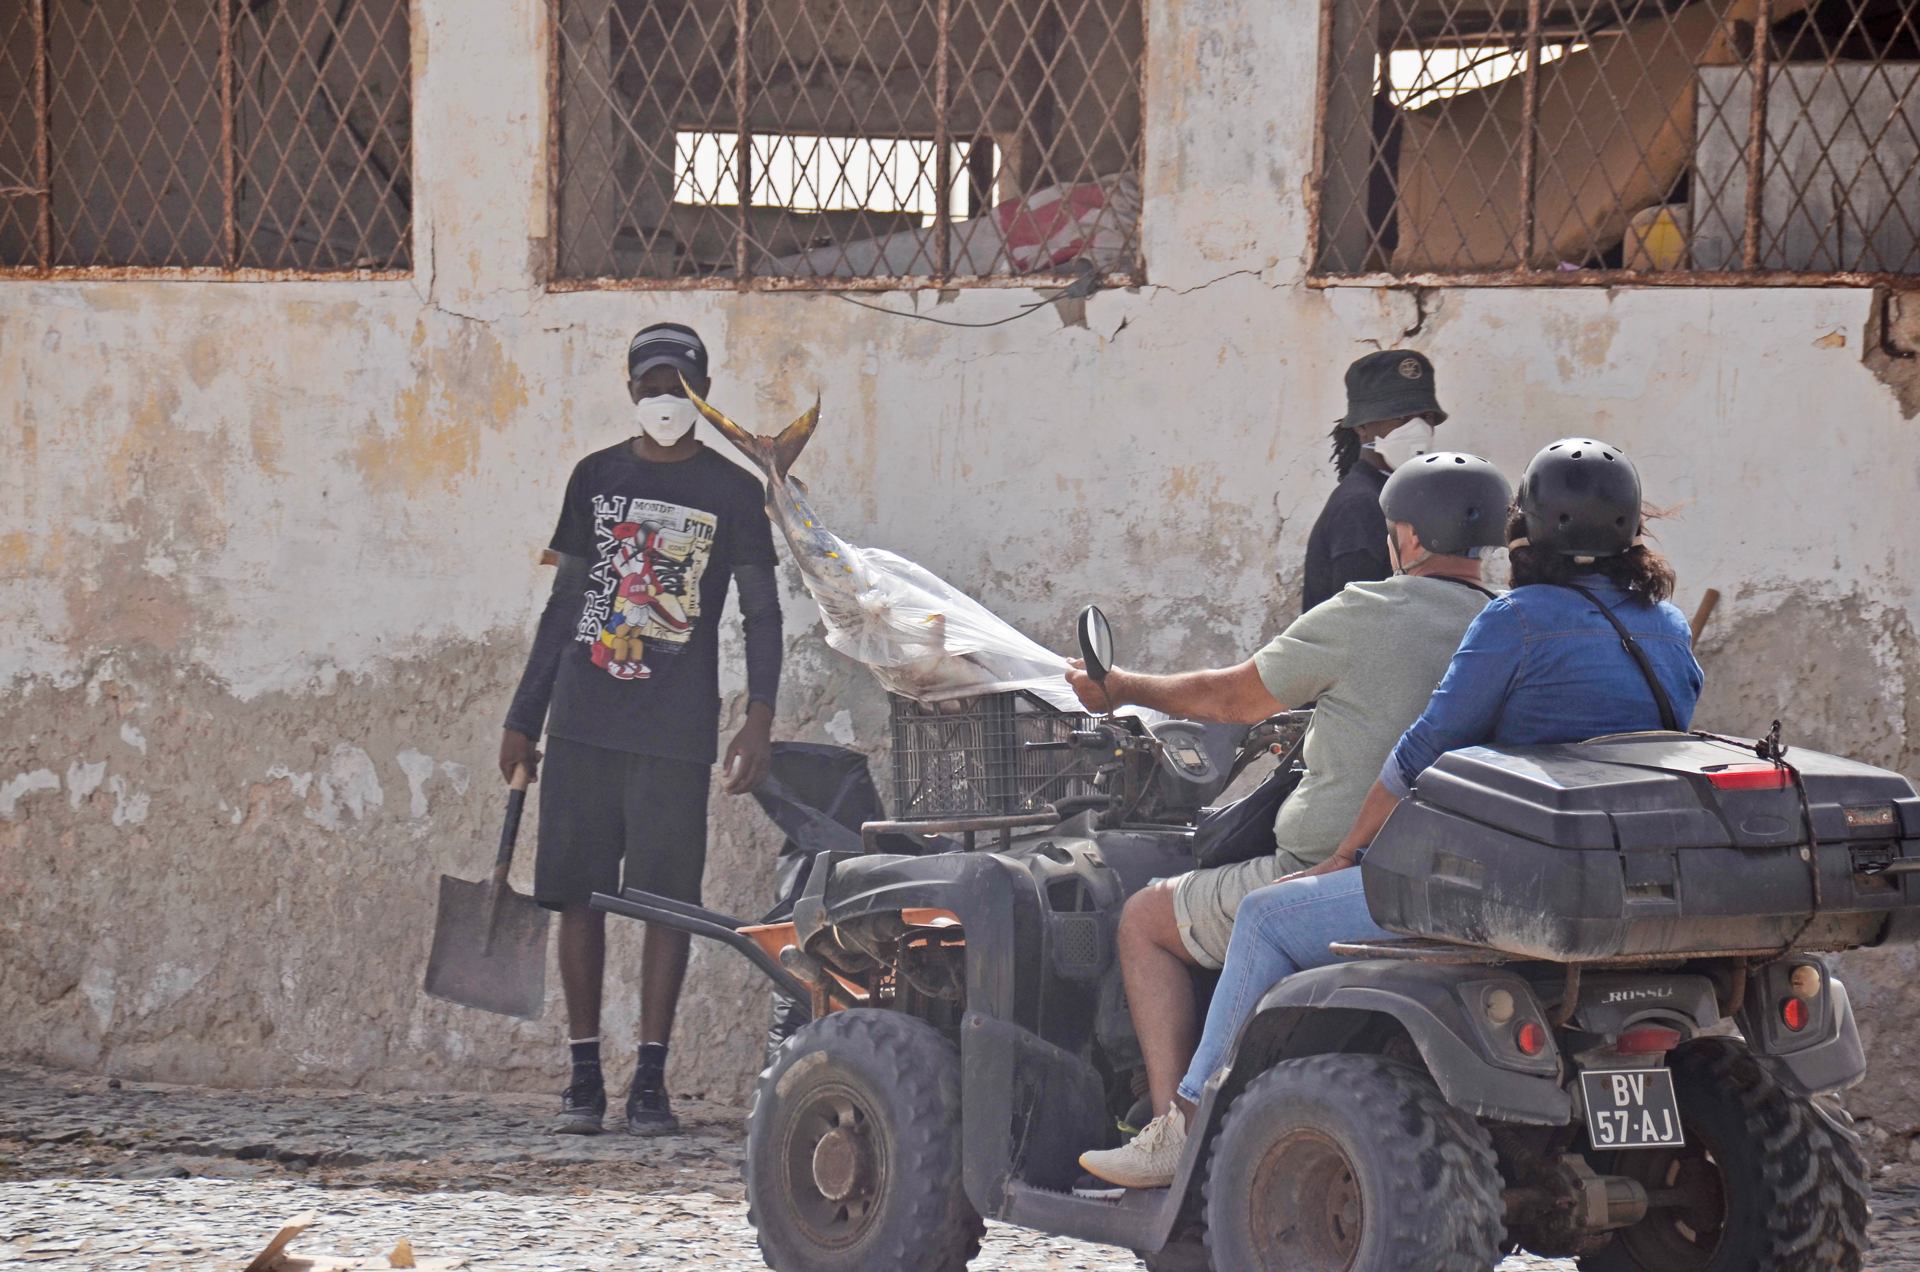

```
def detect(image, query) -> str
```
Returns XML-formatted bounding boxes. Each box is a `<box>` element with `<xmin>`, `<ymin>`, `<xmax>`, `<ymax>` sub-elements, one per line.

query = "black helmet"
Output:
<box><xmin>1378</xmin><ymin>452</ymin><xmax>1513</xmax><ymax>555</ymax></box>
<box><xmin>1516</xmin><ymin>438</ymin><xmax>1642</xmax><ymax>558</ymax></box>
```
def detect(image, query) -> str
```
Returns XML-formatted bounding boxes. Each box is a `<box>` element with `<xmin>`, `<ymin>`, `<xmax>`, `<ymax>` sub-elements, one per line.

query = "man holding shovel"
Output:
<box><xmin>501</xmin><ymin>322</ymin><xmax>784</xmax><ymax>1135</ymax></box>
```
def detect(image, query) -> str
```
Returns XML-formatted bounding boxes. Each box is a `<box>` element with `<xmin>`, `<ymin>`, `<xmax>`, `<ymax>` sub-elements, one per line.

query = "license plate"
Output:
<box><xmin>1580</xmin><ymin>1068</ymin><xmax>1684</xmax><ymax>1150</ymax></box>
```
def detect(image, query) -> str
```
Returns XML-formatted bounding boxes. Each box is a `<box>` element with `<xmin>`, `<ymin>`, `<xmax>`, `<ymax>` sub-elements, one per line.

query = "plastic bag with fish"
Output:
<box><xmin>686</xmin><ymin>386</ymin><xmax>1083</xmax><ymax>711</ymax></box>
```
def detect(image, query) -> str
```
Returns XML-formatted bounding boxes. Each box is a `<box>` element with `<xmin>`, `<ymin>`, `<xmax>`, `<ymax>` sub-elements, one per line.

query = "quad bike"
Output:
<box><xmin>595</xmin><ymin>608</ymin><xmax>1918</xmax><ymax>1271</ymax></box>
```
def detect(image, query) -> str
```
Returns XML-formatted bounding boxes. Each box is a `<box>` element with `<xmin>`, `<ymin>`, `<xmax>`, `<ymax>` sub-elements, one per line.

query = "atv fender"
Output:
<box><xmin>1756</xmin><ymin>977</ymin><xmax>1867</xmax><ymax>1097</ymax></box>
<box><xmin>1211</xmin><ymin>960</ymin><xmax>1574</xmax><ymax>1128</ymax></box>
<box><xmin>792</xmin><ymin>848</ymin><xmax>1031</xmax><ymax>1019</ymax></box>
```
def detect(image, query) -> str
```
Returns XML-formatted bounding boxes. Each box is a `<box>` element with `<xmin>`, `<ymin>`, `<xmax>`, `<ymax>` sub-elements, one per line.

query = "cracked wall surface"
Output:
<box><xmin>3</xmin><ymin>0</ymin><xmax>1919</xmax><ymax>1127</ymax></box>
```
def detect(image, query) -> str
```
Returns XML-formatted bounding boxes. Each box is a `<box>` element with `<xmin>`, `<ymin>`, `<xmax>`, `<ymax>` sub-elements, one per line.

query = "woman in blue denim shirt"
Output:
<box><xmin>1088</xmin><ymin>438</ymin><xmax>1704</xmax><ymax>1187</ymax></box>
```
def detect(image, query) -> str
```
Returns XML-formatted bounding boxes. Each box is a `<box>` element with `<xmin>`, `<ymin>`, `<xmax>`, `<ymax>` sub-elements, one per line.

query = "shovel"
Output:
<box><xmin>423</xmin><ymin>764</ymin><xmax>550</xmax><ymax>1019</ymax></box>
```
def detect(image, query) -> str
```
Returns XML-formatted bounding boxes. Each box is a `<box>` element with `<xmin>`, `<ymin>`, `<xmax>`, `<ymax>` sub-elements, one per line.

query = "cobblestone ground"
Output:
<box><xmin>1</xmin><ymin>1064</ymin><xmax>1915</xmax><ymax>1270</ymax></box>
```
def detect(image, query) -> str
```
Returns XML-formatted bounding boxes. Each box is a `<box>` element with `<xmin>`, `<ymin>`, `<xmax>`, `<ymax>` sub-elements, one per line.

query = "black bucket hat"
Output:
<box><xmin>1338</xmin><ymin>349</ymin><xmax>1447</xmax><ymax>429</ymax></box>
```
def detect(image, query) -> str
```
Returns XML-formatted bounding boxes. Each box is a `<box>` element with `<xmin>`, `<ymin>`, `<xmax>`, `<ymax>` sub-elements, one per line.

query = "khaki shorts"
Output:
<box><xmin>1171</xmin><ymin>854</ymin><xmax>1289</xmax><ymax>969</ymax></box>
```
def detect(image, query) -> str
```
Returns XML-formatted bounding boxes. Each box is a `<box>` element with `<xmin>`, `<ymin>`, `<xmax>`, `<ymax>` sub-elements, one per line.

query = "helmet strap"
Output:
<box><xmin>1388</xmin><ymin>526</ymin><xmax>1431</xmax><ymax>575</ymax></box>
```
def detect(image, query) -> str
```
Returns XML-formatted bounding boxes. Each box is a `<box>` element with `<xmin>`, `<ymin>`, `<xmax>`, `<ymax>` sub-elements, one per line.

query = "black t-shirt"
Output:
<box><xmin>544</xmin><ymin>442</ymin><xmax>776</xmax><ymax>763</ymax></box>
<box><xmin>1302</xmin><ymin>462</ymin><xmax>1391</xmax><ymax>612</ymax></box>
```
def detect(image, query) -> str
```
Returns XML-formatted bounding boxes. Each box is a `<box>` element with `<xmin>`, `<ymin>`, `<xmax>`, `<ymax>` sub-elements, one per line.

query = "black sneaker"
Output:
<box><xmin>552</xmin><ymin>1075</ymin><xmax>606</xmax><ymax>1135</ymax></box>
<box><xmin>626</xmin><ymin>1065</ymin><xmax>679</xmax><ymax>1136</ymax></box>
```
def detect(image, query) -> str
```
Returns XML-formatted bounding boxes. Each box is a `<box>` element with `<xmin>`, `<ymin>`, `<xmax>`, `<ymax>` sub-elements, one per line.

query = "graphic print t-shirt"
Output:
<box><xmin>544</xmin><ymin>442</ymin><xmax>775</xmax><ymax>764</ymax></box>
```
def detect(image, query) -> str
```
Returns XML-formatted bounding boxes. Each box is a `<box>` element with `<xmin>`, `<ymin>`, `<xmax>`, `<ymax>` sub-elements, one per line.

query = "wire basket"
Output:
<box><xmin>888</xmin><ymin>691</ymin><xmax>1103</xmax><ymax>821</ymax></box>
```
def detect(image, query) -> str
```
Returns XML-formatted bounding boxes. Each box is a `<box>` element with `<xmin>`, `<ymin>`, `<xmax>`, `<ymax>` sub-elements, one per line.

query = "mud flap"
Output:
<box><xmin>960</xmin><ymin>1013</ymin><xmax>1109</xmax><ymax>1199</ymax></box>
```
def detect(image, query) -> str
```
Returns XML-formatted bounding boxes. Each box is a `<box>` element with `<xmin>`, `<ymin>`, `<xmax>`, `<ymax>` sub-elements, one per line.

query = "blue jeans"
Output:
<box><xmin>1174</xmin><ymin>867</ymin><xmax>1392</xmax><ymax>1105</ymax></box>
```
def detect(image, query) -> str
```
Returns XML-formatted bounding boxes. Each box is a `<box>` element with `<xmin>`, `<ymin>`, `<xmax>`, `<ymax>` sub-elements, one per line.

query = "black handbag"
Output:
<box><xmin>1190</xmin><ymin>759</ymin><xmax>1304</xmax><ymax>869</ymax></box>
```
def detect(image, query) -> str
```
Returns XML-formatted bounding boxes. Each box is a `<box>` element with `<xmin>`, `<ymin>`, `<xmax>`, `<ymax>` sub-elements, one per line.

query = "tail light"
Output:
<box><xmin>1705</xmin><ymin>765</ymin><xmax>1790</xmax><ymax>791</ymax></box>
<box><xmin>1781</xmin><ymin>997</ymin><xmax>1811</xmax><ymax>1032</ymax></box>
<box><xmin>1616</xmin><ymin>1025</ymin><xmax>1683</xmax><ymax>1055</ymax></box>
<box><xmin>1516</xmin><ymin>1021</ymin><xmax>1548</xmax><ymax>1056</ymax></box>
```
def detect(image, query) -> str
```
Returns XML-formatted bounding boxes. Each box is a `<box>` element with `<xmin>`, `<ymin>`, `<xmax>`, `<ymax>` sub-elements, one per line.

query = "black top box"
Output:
<box><xmin>1361</xmin><ymin>734</ymin><xmax>1920</xmax><ymax>961</ymax></box>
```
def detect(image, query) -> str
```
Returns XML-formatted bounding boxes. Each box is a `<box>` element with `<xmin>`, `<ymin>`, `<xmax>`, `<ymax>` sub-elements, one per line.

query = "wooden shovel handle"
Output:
<box><xmin>488</xmin><ymin>764</ymin><xmax>532</xmax><ymax>892</ymax></box>
<box><xmin>1689</xmin><ymin>588</ymin><xmax>1721</xmax><ymax>645</ymax></box>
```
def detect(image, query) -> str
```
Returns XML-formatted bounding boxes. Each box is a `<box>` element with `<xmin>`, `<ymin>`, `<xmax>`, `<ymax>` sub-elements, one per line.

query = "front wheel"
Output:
<box><xmin>1204</xmin><ymin>1054</ymin><xmax>1506</xmax><ymax>1272</ymax></box>
<box><xmin>1578</xmin><ymin>1039</ymin><xmax>1869</xmax><ymax>1272</ymax></box>
<box><xmin>747</xmin><ymin>1009</ymin><xmax>983</xmax><ymax>1272</ymax></box>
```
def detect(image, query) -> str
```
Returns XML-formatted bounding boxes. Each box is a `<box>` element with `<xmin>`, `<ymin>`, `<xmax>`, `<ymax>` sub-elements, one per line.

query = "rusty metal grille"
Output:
<box><xmin>549</xmin><ymin>0</ymin><xmax>1144</xmax><ymax>289</ymax></box>
<box><xmin>0</xmin><ymin>0</ymin><xmax>411</xmax><ymax>278</ymax></box>
<box><xmin>1311</xmin><ymin>0</ymin><xmax>1920</xmax><ymax>284</ymax></box>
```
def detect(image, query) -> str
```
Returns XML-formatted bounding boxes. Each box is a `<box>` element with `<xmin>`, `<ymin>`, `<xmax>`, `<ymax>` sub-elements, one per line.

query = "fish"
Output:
<box><xmin>684</xmin><ymin>381</ymin><xmax>1080</xmax><ymax>709</ymax></box>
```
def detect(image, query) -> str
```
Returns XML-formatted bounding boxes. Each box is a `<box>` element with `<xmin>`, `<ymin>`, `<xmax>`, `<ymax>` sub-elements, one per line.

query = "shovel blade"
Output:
<box><xmin>423</xmin><ymin>874</ymin><xmax>551</xmax><ymax>1019</ymax></box>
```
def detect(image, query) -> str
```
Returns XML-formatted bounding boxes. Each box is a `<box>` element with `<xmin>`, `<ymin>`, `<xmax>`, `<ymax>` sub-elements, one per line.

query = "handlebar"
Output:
<box><xmin>1023</xmin><ymin>724</ymin><xmax>1139</xmax><ymax>754</ymax></box>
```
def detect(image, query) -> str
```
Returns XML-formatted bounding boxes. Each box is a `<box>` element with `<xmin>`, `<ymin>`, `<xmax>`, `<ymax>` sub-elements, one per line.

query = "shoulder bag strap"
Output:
<box><xmin>1432</xmin><ymin>576</ymin><xmax>1500</xmax><ymax>601</ymax></box>
<box><xmin>1559</xmin><ymin>583</ymin><xmax>1681</xmax><ymax>732</ymax></box>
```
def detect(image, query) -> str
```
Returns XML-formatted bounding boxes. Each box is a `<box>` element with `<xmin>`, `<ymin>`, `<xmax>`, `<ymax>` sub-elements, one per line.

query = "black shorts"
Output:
<box><xmin>534</xmin><ymin>736</ymin><xmax>710</xmax><ymax>910</ymax></box>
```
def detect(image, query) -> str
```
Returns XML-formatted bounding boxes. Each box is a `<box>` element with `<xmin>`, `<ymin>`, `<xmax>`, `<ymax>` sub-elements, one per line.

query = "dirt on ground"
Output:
<box><xmin>2</xmin><ymin>1063</ymin><xmax>1916</xmax><ymax>1270</ymax></box>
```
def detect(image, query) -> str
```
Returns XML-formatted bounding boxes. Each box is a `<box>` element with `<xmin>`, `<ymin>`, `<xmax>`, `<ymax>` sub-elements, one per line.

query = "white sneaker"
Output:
<box><xmin>1078</xmin><ymin>1107</ymin><xmax>1188</xmax><ymax>1189</ymax></box>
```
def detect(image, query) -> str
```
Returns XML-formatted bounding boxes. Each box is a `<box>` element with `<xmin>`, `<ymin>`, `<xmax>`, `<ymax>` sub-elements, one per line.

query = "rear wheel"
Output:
<box><xmin>1578</xmin><ymin>1039</ymin><xmax>1869</xmax><ymax>1272</ymax></box>
<box><xmin>747</xmin><ymin>1009</ymin><xmax>983</xmax><ymax>1272</ymax></box>
<box><xmin>1204</xmin><ymin>1054</ymin><xmax>1505</xmax><ymax>1272</ymax></box>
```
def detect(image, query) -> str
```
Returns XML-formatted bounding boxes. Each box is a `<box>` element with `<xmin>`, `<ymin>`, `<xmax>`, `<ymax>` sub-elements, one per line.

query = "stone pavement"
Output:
<box><xmin>1</xmin><ymin>1063</ymin><xmax>1916</xmax><ymax>1270</ymax></box>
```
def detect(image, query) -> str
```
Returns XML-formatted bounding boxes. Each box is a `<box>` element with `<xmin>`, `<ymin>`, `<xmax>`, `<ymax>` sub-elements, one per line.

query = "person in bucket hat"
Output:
<box><xmin>1301</xmin><ymin>349</ymin><xmax>1449</xmax><ymax>611</ymax></box>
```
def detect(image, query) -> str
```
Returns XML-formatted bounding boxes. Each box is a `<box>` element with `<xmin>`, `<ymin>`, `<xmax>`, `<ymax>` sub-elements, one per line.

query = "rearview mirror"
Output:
<box><xmin>1077</xmin><ymin>605</ymin><xmax>1114</xmax><ymax>683</ymax></box>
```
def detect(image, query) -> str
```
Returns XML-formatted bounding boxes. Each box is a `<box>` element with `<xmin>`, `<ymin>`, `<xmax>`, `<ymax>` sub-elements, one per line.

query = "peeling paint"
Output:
<box><xmin>307</xmin><ymin>745</ymin><xmax>385</xmax><ymax>831</ymax></box>
<box><xmin>108</xmin><ymin>776</ymin><xmax>150</xmax><ymax>827</ymax></box>
<box><xmin>397</xmin><ymin>748</ymin><xmax>437</xmax><ymax>818</ymax></box>
<box><xmin>66</xmin><ymin>760</ymin><xmax>106</xmax><ymax>809</ymax></box>
<box><xmin>354</xmin><ymin>323</ymin><xmax>531</xmax><ymax>497</ymax></box>
<box><xmin>1</xmin><ymin>769</ymin><xmax>61</xmax><ymax>819</ymax></box>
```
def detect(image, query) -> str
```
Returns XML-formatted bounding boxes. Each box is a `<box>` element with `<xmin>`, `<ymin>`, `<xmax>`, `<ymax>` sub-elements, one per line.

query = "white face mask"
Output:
<box><xmin>1372</xmin><ymin>417</ymin><xmax>1436</xmax><ymax>472</ymax></box>
<box><xmin>636</xmin><ymin>394</ymin><xmax>699</xmax><ymax>446</ymax></box>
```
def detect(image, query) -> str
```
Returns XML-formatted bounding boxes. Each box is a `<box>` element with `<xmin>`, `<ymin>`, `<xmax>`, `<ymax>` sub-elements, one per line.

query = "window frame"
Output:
<box><xmin>1304</xmin><ymin>0</ymin><xmax>1920</xmax><ymax>289</ymax></box>
<box><xmin>0</xmin><ymin>0</ymin><xmax>414</xmax><ymax>283</ymax></box>
<box><xmin>541</xmin><ymin>0</ymin><xmax>1148</xmax><ymax>293</ymax></box>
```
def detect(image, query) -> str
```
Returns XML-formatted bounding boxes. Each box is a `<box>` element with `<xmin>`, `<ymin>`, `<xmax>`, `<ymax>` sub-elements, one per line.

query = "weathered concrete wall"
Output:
<box><xmin>3</xmin><ymin>0</ymin><xmax>1918</xmax><ymax>1138</ymax></box>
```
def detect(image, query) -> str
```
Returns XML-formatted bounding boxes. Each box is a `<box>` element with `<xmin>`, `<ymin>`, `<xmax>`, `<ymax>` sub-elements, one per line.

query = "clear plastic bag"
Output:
<box><xmin>781</xmin><ymin>475</ymin><xmax>1083</xmax><ymax>710</ymax></box>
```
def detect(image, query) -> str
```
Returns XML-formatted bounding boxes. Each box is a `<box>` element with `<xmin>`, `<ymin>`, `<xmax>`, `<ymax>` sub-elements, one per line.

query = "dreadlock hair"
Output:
<box><xmin>1506</xmin><ymin>509</ymin><xmax>1677</xmax><ymax>604</ymax></box>
<box><xmin>1330</xmin><ymin>423</ymin><xmax>1364</xmax><ymax>479</ymax></box>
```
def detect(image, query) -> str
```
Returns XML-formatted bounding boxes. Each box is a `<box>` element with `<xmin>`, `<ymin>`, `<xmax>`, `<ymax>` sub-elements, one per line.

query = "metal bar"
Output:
<box><xmin>34</xmin><ymin>0</ymin><xmax>49</xmax><ymax>268</ymax></box>
<box><xmin>1742</xmin><ymin>0</ymin><xmax>1775</xmax><ymax>271</ymax></box>
<box><xmin>0</xmin><ymin>265</ymin><xmax>413</xmax><ymax>283</ymax></box>
<box><xmin>733</xmin><ymin>0</ymin><xmax>750</xmax><ymax>285</ymax></box>
<box><xmin>1133</xmin><ymin>0</ymin><xmax>1149</xmax><ymax>283</ymax></box>
<box><xmin>220</xmin><ymin>0</ymin><xmax>236</xmax><ymax>268</ymax></box>
<box><xmin>1305</xmin><ymin>0</ymin><xmax>1336</xmax><ymax>270</ymax></box>
<box><xmin>1307</xmin><ymin>268</ymin><xmax>1920</xmax><ymax>289</ymax></box>
<box><xmin>861</xmin><ymin>809</ymin><xmax>1058</xmax><ymax>854</ymax></box>
<box><xmin>1517</xmin><ymin>0</ymin><xmax>1544</xmax><ymax>270</ymax></box>
<box><xmin>542</xmin><ymin>269</ymin><xmax>1142</xmax><ymax>293</ymax></box>
<box><xmin>933</xmin><ymin>0</ymin><xmax>951</xmax><ymax>281</ymax></box>
<box><xmin>545</xmin><ymin>0</ymin><xmax>561</xmax><ymax>283</ymax></box>
<box><xmin>590</xmin><ymin>889</ymin><xmax>815</xmax><ymax>1007</ymax></box>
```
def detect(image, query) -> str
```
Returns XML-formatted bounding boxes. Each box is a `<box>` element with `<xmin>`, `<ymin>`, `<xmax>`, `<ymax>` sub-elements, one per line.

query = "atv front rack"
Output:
<box><xmin>591</xmin><ymin>888</ymin><xmax>815</xmax><ymax>1007</ymax></box>
<box><xmin>859</xmin><ymin>807</ymin><xmax>1060</xmax><ymax>854</ymax></box>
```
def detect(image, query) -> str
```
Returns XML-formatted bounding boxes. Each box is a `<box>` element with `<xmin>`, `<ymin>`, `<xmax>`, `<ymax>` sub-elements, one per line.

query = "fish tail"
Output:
<box><xmin>682</xmin><ymin>378</ymin><xmax>768</xmax><ymax>470</ymax></box>
<box><xmin>770</xmin><ymin>399</ymin><xmax>820</xmax><ymax>478</ymax></box>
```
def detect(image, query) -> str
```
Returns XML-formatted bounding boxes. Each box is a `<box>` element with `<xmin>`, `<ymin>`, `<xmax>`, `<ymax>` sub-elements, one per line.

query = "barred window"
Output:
<box><xmin>0</xmin><ymin>0</ymin><xmax>412</xmax><ymax>277</ymax></box>
<box><xmin>1312</xmin><ymin>0</ymin><xmax>1920</xmax><ymax>283</ymax></box>
<box><xmin>550</xmin><ymin>0</ymin><xmax>1144</xmax><ymax>288</ymax></box>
